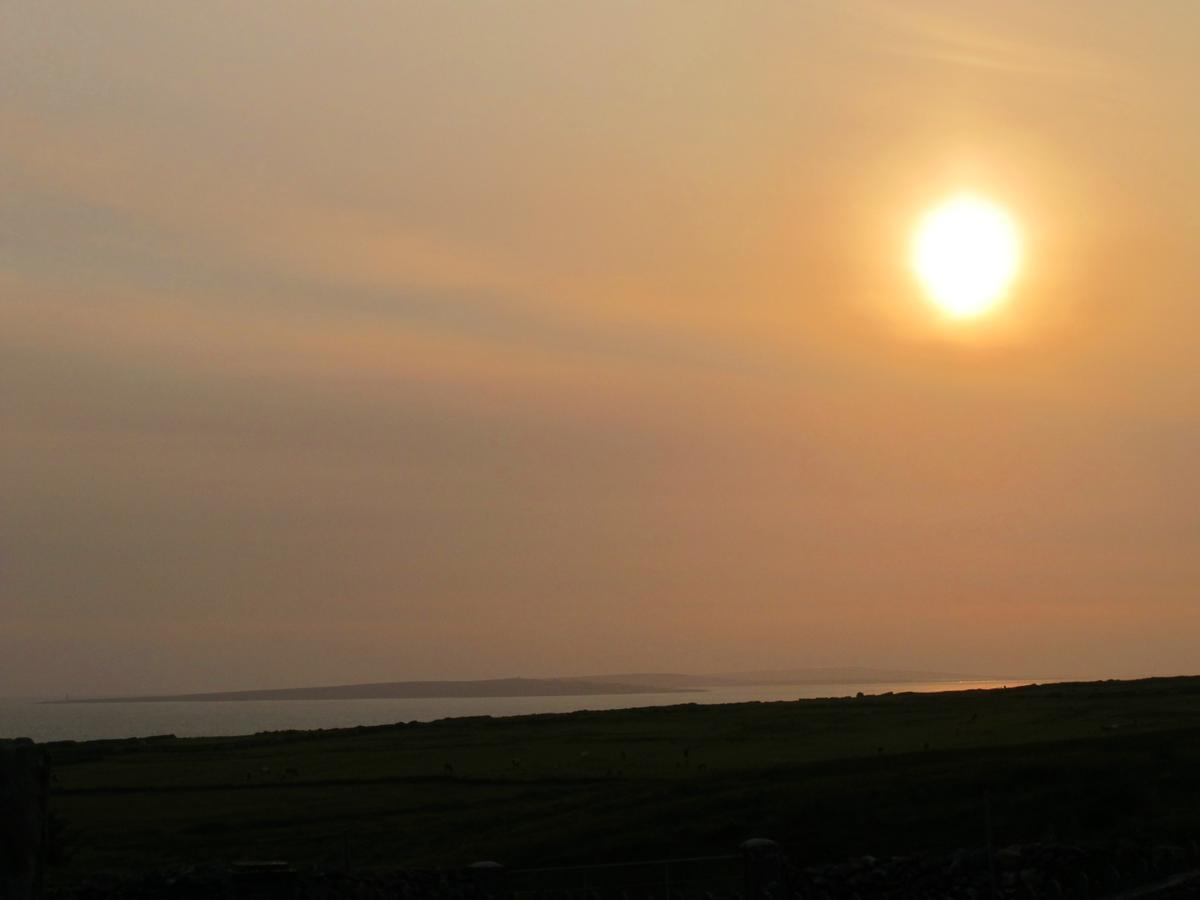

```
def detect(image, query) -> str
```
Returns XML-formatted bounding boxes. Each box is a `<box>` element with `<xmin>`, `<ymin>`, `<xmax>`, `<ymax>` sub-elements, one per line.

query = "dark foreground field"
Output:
<box><xmin>42</xmin><ymin>677</ymin><xmax>1200</xmax><ymax>895</ymax></box>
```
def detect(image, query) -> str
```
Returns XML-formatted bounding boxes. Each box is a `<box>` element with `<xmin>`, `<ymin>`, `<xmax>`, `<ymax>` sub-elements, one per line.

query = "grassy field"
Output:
<box><xmin>44</xmin><ymin>677</ymin><xmax>1200</xmax><ymax>880</ymax></box>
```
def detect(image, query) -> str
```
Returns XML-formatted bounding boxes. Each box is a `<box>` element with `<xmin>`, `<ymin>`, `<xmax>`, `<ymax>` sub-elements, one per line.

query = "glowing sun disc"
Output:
<box><xmin>912</xmin><ymin>194</ymin><xmax>1021</xmax><ymax>318</ymax></box>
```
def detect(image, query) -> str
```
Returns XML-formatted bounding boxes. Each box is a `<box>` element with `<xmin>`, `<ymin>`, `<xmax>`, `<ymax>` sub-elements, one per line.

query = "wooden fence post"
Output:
<box><xmin>741</xmin><ymin>838</ymin><xmax>781</xmax><ymax>900</ymax></box>
<box><xmin>0</xmin><ymin>739</ymin><xmax>50</xmax><ymax>900</ymax></box>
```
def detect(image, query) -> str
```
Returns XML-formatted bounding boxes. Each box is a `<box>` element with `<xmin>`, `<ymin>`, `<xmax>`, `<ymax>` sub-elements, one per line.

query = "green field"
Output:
<box><xmin>44</xmin><ymin>677</ymin><xmax>1200</xmax><ymax>880</ymax></box>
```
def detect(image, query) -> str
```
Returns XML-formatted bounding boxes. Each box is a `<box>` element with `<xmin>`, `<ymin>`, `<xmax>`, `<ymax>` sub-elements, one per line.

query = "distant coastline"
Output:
<box><xmin>45</xmin><ymin>678</ymin><xmax>698</xmax><ymax>704</ymax></box>
<box><xmin>44</xmin><ymin>667</ymin><xmax>991</xmax><ymax>704</ymax></box>
<box><xmin>13</xmin><ymin>678</ymin><xmax>1028</xmax><ymax>742</ymax></box>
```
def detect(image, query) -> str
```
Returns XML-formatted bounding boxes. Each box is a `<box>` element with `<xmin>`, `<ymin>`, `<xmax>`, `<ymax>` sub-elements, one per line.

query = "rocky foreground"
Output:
<box><xmin>49</xmin><ymin>840</ymin><xmax>1200</xmax><ymax>900</ymax></box>
<box><xmin>789</xmin><ymin>842</ymin><xmax>1200</xmax><ymax>900</ymax></box>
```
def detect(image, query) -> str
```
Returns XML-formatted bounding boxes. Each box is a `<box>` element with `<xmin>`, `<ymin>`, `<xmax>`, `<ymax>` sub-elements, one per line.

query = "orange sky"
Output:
<box><xmin>3</xmin><ymin>2</ymin><xmax>1199</xmax><ymax>694</ymax></box>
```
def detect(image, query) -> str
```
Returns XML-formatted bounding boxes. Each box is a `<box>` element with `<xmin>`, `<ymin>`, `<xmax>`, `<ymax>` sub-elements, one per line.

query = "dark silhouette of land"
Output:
<box><xmin>571</xmin><ymin>667</ymin><xmax>989</xmax><ymax>688</ymax></box>
<box><xmin>46</xmin><ymin>677</ymin><xmax>697</xmax><ymax>704</ymax></box>
<box><xmin>46</xmin><ymin>667</ymin><xmax>985</xmax><ymax>703</ymax></box>
<box><xmin>37</xmin><ymin>674</ymin><xmax>1200</xmax><ymax>899</ymax></box>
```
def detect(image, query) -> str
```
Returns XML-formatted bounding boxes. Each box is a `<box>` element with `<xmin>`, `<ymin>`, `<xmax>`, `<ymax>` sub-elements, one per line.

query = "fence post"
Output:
<box><xmin>468</xmin><ymin>860</ymin><xmax>506</xmax><ymax>900</ymax></box>
<box><xmin>984</xmin><ymin>793</ymin><xmax>999</xmax><ymax>900</ymax></box>
<box><xmin>0</xmin><ymin>739</ymin><xmax>50</xmax><ymax>900</ymax></box>
<box><xmin>741</xmin><ymin>838</ymin><xmax>781</xmax><ymax>900</ymax></box>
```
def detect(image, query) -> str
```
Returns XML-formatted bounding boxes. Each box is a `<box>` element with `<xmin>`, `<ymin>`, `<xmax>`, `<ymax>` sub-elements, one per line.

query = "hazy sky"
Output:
<box><xmin>4</xmin><ymin>2</ymin><xmax>1199</xmax><ymax>695</ymax></box>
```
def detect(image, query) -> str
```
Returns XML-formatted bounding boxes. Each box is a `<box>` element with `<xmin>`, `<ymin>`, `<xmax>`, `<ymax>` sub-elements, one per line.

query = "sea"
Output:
<box><xmin>0</xmin><ymin>680</ymin><xmax>1027</xmax><ymax>743</ymax></box>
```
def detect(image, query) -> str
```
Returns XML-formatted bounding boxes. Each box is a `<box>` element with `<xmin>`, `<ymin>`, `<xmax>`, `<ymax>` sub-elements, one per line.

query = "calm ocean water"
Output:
<box><xmin>0</xmin><ymin>681</ymin><xmax>1027</xmax><ymax>743</ymax></box>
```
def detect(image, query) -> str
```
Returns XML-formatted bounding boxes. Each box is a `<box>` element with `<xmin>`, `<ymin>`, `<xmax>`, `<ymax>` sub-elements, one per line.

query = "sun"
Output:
<box><xmin>912</xmin><ymin>194</ymin><xmax>1021</xmax><ymax>319</ymax></box>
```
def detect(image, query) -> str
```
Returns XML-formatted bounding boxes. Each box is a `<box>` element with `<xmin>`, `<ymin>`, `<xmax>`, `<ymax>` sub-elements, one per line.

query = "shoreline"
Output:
<box><xmin>7</xmin><ymin>678</ymin><xmax>1038</xmax><ymax>746</ymax></box>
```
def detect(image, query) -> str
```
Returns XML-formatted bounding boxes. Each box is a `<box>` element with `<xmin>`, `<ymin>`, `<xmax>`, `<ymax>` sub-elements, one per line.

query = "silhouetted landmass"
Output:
<box><xmin>46</xmin><ymin>677</ymin><xmax>699</xmax><ymax>704</ymax></box>
<box><xmin>39</xmin><ymin>674</ymin><xmax>1200</xmax><ymax>895</ymax></box>
<box><xmin>47</xmin><ymin>668</ymin><xmax>985</xmax><ymax>703</ymax></box>
<box><xmin>572</xmin><ymin>667</ymin><xmax>989</xmax><ymax>688</ymax></box>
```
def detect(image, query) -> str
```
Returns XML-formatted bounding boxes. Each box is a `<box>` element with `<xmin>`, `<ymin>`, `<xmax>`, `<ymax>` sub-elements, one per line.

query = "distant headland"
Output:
<box><xmin>45</xmin><ymin>667</ymin><xmax>987</xmax><ymax>703</ymax></box>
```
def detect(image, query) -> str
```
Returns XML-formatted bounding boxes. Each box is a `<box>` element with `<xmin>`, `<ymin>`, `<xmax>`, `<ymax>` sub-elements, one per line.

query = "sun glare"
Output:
<box><xmin>912</xmin><ymin>194</ymin><xmax>1021</xmax><ymax>319</ymax></box>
